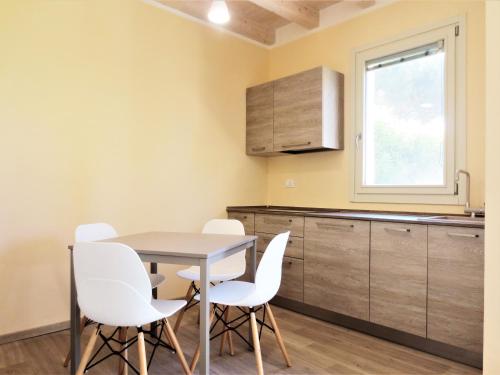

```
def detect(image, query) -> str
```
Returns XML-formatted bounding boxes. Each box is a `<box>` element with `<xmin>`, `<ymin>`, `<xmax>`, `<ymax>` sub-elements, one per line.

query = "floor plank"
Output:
<box><xmin>0</xmin><ymin>306</ymin><xmax>481</xmax><ymax>375</ymax></box>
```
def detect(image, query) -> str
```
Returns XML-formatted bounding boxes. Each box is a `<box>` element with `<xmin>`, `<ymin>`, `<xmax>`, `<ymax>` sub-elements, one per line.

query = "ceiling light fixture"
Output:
<box><xmin>208</xmin><ymin>0</ymin><xmax>230</xmax><ymax>25</ymax></box>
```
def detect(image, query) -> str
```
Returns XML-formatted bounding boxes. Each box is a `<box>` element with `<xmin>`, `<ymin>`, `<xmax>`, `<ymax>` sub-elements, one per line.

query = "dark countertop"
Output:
<box><xmin>227</xmin><ymin>205</ymin><xmax>485</xmax><ymax>229</ymax></box>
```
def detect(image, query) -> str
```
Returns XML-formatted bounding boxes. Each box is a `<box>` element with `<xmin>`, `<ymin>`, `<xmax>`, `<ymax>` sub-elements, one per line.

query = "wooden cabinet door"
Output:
<box><xmin>304</xmin><ymin>217</ymin><xmax>370</xmax><ymax>320</ymax></box>
<box><xmin>278</xmin><ymin>256</ymin><xmax>304</xmax><ymax>301</ymax></box>
<box><xmin>274</xmin><ymin>67</ymin><xmax>323</xmax><ymax>151</ymax></box>
<box><xmin>428</xmin><ymin>225</ymin><xmax>484</xmax><ymax>353</ymax></box>
<box><xmin>246</xmin><ymin>82</ymin><xmax>274</xmax><ymax>155</ymax></box>
<box><xmin>227</xmin><ymin>212</ymin><xmax>254</xmax><ymax>235</ymax></box>
<box><xmin>370</xmin><ymin>222</ymin><xmax>427</xmax><ymax>337</ymax></box>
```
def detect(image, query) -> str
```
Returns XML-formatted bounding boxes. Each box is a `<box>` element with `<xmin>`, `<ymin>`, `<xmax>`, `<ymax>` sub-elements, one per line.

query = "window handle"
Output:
<box><xmin>355</xmin><ymin>133</ymin><xmax>362</xmax><ymax>149</ymax></box>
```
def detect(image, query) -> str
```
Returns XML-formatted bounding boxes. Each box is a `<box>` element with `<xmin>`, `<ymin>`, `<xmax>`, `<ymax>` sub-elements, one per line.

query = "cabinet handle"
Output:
<box><xmin>284</xmin><ymin>260</ymin><xmax>293</xmax><ymax>266</ymax></box>
<box><xmin>317</xmin><ymin>222</ymin><xmax>354</xmax><ymax>230</ymax></box>
<box><xmin>281</xmin><ymin>141</ymin><xmax>312</xmax><ymax>149</ymax></box>
<box><xmin>288</xmin><ymin>240</ymin><xmax>293</xmax><ymax>244</ymax></box>
<box><xmin>251</xmin><ymin>146</ymin><xmax>266</xmax><ymax>152</ymax></box>
<box><xmin>448</xmin><ymin>232</ymin><xmax>480</xmax><ymax>238</ymax></box>
<box><xmin>384</xmin><ymin>227</ymin><xmax>411</xmax><ymax>233</ymax></box>
<box><xmin>264</xmin><ymin>218</ymin><xmax>293</xmax><ymax>225</ymax></box>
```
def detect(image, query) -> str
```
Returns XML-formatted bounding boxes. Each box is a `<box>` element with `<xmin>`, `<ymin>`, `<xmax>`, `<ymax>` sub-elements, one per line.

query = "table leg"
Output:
<box><xmin>150</xmin><ymin>262</ymin><xmax>158</xmax><ymax>337</ymax></box>
<box><xmin>248</xmin><ymin>239</ymin><xmax>257</xmax><ymax>350</ymax></box>
<box><xmin>70</xmin><ymin>251</ymin><xmax>81</xmax><ymax>375</ymax></box>
<box><xmin>250</xmin><ymin>239</ymin><xmax>257</xmax><ymax>282</ymax></box>
<box><xmin>200</xmin><ymin>258</ymin><xmax>210</xmax><ymax>375</ymax></box>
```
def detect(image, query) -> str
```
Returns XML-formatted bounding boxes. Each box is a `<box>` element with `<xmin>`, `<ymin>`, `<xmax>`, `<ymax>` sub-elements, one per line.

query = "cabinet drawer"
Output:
<box><xmin>256</xmin><ymin>232</ymin><xmax>303</xmax><ymax>259</ymax></box>
<box><xmin>370</xmin><ymin>222</ymin><xmax>427</xmax><ymax>337</ymax></box>
<box><xmin>428</xmin><ymin>225</ymin><xmax>484</xmax><ymax>353</ymax></box>
<box><xmin>255</xmin><ymin>214</ymin><xmax>304</xmax><ymax>237</ymax></box>
<box><xmin>304</xmin><ymin>217</ymin><xmax>370</xmax><ymax>320</ymax></box>
<box><xmin>227</xmin><ymin>212</ymin><xmax>254</xmax><ymax>235</ymax></box>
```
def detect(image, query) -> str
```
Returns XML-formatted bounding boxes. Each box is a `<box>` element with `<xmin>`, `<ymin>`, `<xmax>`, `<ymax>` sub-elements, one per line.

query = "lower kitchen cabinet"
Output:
<box><xmin>427</xmin><ymin>225</ymin><xmax>484</xmax><ymax>353</ymax></box>
<box><xmin>370</xmin><ymin>222</ymin><xmax>427</xmax><ymax>337</ymax></box>
<box><xmin>304</xmin><ymin>217</ymin><xmax>370</xmax><ymax>320</ymax></box>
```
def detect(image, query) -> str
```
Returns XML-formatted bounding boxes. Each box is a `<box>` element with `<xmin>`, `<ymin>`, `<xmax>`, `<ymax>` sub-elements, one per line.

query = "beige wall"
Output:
<box><xmin>0</xmin><ymin>0</ymin><xmax>268</xmax><ymax>336</ymax></box>
<box><xmin>266</xmin><ymin>0</ymin><xmax>485</xmax><ymax>214</ymax></box>
<box><xmin>0</xmin><ymin>0</ymin><xmax>489</xmax><ymax>344</ymax></box>
<box><xmin>483</xmin><ymin>0</ymin><xmax>500</xmax><ymax>373</ymax></box>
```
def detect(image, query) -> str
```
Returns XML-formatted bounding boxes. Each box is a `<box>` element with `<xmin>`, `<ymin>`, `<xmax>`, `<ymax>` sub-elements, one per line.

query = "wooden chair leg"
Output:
<box><xmin>250</xmin><ymin>311</ymin><xmax>264</xmax><ymax>375</ymax></box>
<box><xmin>189</xmin><ymin>307</ymin><xmax>214</xmax><ymax>372</ymax></box>
<box><xmin>64</xmin><ymin>316</ymin><xmax>88</xmax><ymax>367</ymax></box>
<box><xmin>219</xmin><ymin>306</ymin><xmax>235</xmax><ymax>356</ymax></box>
<box><xmin>219</xmin><ymin>329</ymin><xmax>227</xmax><ymax>356</ymax></box>
<box><xmin>76</xmin><ymin>326</ymin><xmax>100</xmax><ymax>375</ymax></box>
<box><xmin>174</xmin><ymin>282</ymin><xmax>194</xmax><ymax>333</ymax></box>
<box><xmin>137</xmin><ymin>330</ymin><xmax>148</xmax><ymax>375</ymax></box>
<box><xmin>118</xmin><ymin>327</ymin><xmax>129</xmax><ymax>375</ymax></box>
<box><xmin>163</xmin><ymin>318</ymin><xmax>192</xmax><ymax>375</ymax></box>
<box><xmin>265</xmin><ymin>303</ymin><xmax>291</xmax><ymax>367</ymax></box>
<box><xmin>228</xmin><ymin>326</ymin><xmax>234</xmax><ymax>356</ymax></box>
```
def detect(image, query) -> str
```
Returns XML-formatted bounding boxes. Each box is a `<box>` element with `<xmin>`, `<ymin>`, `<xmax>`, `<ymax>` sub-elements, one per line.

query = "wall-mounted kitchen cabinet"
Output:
<box><xmin>246</xmin><ymin>66</ymin><xmax>344</xmax><ymax>155</ymax></box>
<box><xmin>246</xmin><ymin>82</ymin><xmax>274</xmax><ymax>155</ymax></box>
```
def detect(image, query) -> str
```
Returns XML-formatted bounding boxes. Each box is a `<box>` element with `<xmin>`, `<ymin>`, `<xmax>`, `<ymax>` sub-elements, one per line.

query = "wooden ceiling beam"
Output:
<box><xmin>157</xmin><ymin>1</ymin><xmax>276</xmax><ymax>45</ymax></box>
<box><xmin>247</xmin><ymin>0</ymin><xmax>319</xmax><ymax>29</ymax></box>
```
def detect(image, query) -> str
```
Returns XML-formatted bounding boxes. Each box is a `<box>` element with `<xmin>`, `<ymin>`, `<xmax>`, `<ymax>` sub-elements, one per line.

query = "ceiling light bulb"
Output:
<box><xmin>208</xmin><ymin>0</ymin><xmax>230</xmax><ymax>24</ymax></box>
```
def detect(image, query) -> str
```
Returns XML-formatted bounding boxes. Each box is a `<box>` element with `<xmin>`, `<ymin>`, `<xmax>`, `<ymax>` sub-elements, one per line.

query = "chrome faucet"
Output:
<box><xmin>455</xmin><ymin>169</ymin><xmax>484</xmax><ymax>217</ymax></box>
<box><xmin>455</xmin><ymin>169</ymin><xmax>470</xmax><ymax>210</ymax></box>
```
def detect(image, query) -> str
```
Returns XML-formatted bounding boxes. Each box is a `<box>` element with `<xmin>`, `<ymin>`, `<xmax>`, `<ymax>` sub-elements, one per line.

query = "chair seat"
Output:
<box><xmin>194</xmin><ymin>281</ymin><xmax>265</xmax><ymax>307</ymax></box>
<box><xmin>176</xmin><ymin>266</ymin><xmax>243</xmax><ymax>282</ymax></box>
<box><xmin>148</xmin><ymin>273</ymin><xmax>166</xmax><ymax>288</ymax></box>
<box><xmin>151</xmin><ymin>299</ymin><xmax>187</xmax><ymax>319</ymax></box>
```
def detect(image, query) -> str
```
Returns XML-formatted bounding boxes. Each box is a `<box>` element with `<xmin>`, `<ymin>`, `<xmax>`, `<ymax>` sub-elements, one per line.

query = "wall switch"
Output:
<box><xmin>285</xmin><ymin>179</ymin><xmax>296</xmax><ymax>188</ymax></box>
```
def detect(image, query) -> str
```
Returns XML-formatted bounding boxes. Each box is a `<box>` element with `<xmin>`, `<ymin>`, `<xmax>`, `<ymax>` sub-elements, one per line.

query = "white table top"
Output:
<box><xmin>95</xmin><ymin>231</ymin><xmax>257</xmax><ymax>259</ymax></box>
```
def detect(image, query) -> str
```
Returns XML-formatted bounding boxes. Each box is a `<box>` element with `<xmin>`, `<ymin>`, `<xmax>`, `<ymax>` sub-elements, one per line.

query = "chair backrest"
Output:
<box><xmin>75</xmin><ymin>223</ymin><xmax>118</xmax><ymax>242</ymax></box>
<box><xmin>202</xmin><ymin>219</ymin><xmax>246</xmax><ymax>275</ymax></box>
<box><xmin>255</xmin><ymin>231</ymin><xmax>290</xmax><ymax>304</ymax></box>
<box><xmin>73</xmin><ymin>242</ymin><xmax>159</xmax><ymax>327</ymax></box>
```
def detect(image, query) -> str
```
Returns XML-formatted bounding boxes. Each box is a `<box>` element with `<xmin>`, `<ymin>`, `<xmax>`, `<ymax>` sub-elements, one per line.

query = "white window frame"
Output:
<box><xmin>351</xmin><ymin>17</ymin><xmax>466</xmax><ymax>205</ymax></box>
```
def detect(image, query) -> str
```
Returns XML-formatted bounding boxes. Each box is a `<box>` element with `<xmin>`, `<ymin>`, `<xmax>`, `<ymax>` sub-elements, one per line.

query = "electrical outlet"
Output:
<box><xmin>285</xmin><ymin>179</ymin><xmax>296</xmax><ymax>188</ymax></box>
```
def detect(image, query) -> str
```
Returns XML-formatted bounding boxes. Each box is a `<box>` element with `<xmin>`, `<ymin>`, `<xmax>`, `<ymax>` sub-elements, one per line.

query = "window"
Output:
<box><xmin>352</xmin><ymin>19</ymin><xmax>465</xmax><ymax>204</ymax></box>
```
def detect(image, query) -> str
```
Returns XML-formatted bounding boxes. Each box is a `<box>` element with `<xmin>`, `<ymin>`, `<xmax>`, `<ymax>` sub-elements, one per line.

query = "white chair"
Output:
<box><xmin>190</xmin><ymin>231</ymin><xmax>292</xmax><ymax>375</ymax></box>
<box><xmin>63</xmin><ymin>223</ymin><xmax>166</xmax><ymax>367</ymax></box>
<box><xmin>173</xmin><ymin>219</ymin><xmax>246</xmax><ymax>337</ymax></box>
<box><xmin>73</xmin><ymin>241</ymin><xmax>191</xmax><ymax>375</ymax></box>
<box><xmin>76</xmin><ymin>223</ymin><xmax>166</xmax><ymax>288</ymax></box>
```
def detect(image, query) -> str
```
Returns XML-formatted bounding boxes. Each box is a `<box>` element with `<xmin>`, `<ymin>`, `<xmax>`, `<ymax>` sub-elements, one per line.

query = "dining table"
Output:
<box><xmin>68</xmin><ymin>231</ymin><xmax>258</xmax><ymax>375</ymax></box>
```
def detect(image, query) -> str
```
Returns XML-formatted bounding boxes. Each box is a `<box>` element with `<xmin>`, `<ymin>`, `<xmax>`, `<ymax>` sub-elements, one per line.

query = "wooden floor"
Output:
<box><xmin>0</xmin><ymin>306</ymin><xmax>481</xmax><ymax>375</ymax></box>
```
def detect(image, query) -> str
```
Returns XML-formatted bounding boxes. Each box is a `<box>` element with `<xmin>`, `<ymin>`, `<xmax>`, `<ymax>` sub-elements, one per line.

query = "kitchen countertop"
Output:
<box><xmin>227</xmin><ymin>205</ymin><xmax>485</xmax><ymax>228</ymax></box>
